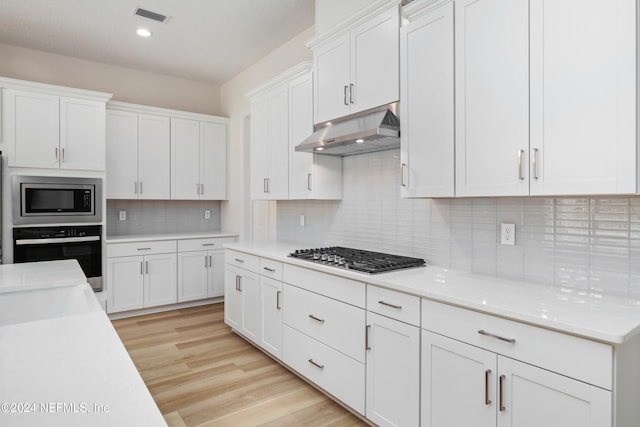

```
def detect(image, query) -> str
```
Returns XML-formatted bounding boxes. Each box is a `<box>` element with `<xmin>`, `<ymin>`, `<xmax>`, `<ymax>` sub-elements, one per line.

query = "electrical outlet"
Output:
<box><xmin>501</xmin><ymin>223</ymin><xmax>515</xmax><ymax>245</ymax></box>
<box><xmin>204</xmin><ymin>209</ymin><xmax>211</xmax><ymax>220</ymax></box>
<box><xmin>119</xmin><ymin>211</ymin><xmax>126</xmax><ymax>221</ymax></box>
<box><xmin>299</xmin><ymin>214</ymin><xmax>305</xmax><ymax>227</ymax></box>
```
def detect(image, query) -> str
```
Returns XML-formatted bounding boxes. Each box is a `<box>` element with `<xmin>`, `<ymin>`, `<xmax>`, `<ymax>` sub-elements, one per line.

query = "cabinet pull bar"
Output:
<box><xmin>307</xmin><ymin>173</ymin><xmax>312</xmax><ymax>191</ymax></box>
<box><xmin>140</xmin><ymin>182</ymin><xmax>143</xmax><ymax>194</ymax></box>
<box><xmin>209</xmin><ymin>255</ymin><xmax>212</xmax><ymax>267</ymax></box>
<box><xmin>235</xmin><ymin>275</ymin><xmax>239</xmax><ymax>291</ymax></box>
<box><xmin>276</xmin><ymin>290</ymin><xmax>282</xmax><ymax>310</ymax></box>
<box><xmin>263</xmin><ymin>267</ymin><xmax>276</xmax><ymax>272</ymax></box>
<box><xmin>366</xmin><ymin>325</ymin><xmax>371</xmax><ymax>351</ymax></box>
<box><xmin>401</xmin><ymin>163</ymin><xmax>407</xmax><ymax>187</ymax></box>
<box><xmin>140</xmin><ymin>261</ymin><xmax>144</xmax><ymax>275</ymax></box>
<box><xmin>205</xmin><ymin>255</ymin><xmax>208</xmax><ymax>268</ymax></box>
<box><xmin>531</xmin><ymin>148</ymin><xmax>539</xmax><ymax>180</ymax></box>
<box><xmin>485</xmin><ymin>370</ymin><xmax>492</xmax><ymax>405</ymax></box>
<box><xmin>196</xmin><ymin>183</ymin><xmax>200</xmax><ymax>195</ymax></box>
<box><xmin>349</xmin><ymin>83</ymin><xmax>354</xmax><ymax>104</ymax></box>
<box><xmin>344</xmin><ymin>85</ymin><xmax>349</xmax><ymax>106</ymax></box>
<box><xmin>234</xmin><ymin>258</ymin><xmax>245</xmax><ymax>263</ymax></box>
<box><xmin>308</xmin><ymin>358</ymin><xmax>324</xmax><ymax>370</ymax></box>
<box><xmin>499</xmin><ymin>375</ymin><xmax>506</xmax><ymax>412</ymax></box>
<box><xmin>517</xmin><ymin>149</ymin><xmax>525</xmax><ymax>180</ymax></box>
<box><xmin>478</xmin><ymin>330</ymin><xmax>516</xmax><ymax>344</ymax></box>
<box><xmin>308</xmin><ymin>314</ymin><xmax>325</xmax><ymax>324</ymax></box>
<box><xmin>61</xmin><ymin>148</ymin><xmax>65</xmax><ymax>162</ymax></box>
<box><xmin>378</xmin><ymin>300</ymin><xmax>402</xmax><ymax>310</ymax></box>
<box><xmin>202</xmin><ymin>243</ymin><xmax>215</xmax><ymax>247</ymax></box>
<box><xmin>200</xmin><ymin>184</ymin><xmax>204</xmax><ymax>195</ymax></box>
<box><xmin>55</xmin><ymin>147</ymin><xmax>59</xmax><ymax>161</ymax></box>
<box><xmin>137</xmin><ymin>247</ymin><xmax>151</xmax><ymax>251</ymax></box>
<box><xmin>145</xmin><ymin>261</ymin><xmax>149</xmax><ymax>274</ymax></box>
<box><xmin>135</xmin><ymin>182</ymin><xmax>139</xmax><ymax>194</ymax></box>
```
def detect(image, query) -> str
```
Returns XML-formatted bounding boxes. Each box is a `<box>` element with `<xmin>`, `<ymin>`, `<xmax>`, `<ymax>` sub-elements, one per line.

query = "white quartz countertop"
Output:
<box><xmin>0</xmin><ymin>260</ymin><xmax>88</xmax><ymax>293</ymax></box>
<box><xmin>0</xmin><ymin>261</ymin><xmax>166</xmax><ymax>426</ymax></box>
<box><xmin>225</xmin><ymin>242</ymin><xmax>640</xmax><ymax>345</ymax></box>
<box><xmin>106</xmin><ymin>231</ymin><xmax>238</xmax><ymax>243</ymax></box>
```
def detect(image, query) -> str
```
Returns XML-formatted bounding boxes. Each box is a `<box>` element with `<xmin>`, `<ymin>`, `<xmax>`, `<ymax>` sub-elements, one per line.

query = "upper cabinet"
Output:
<box><xmin>106</xmin><ymin>102</ymin><xmax>229</xmax><ymax>200</ymax></box>
<box><xmin>1</xmin><ymin>79</ymin><xmax>111</xmax><ymax>171</ymax></box>
<box><xmin>308</xmin><ymin>1</ymin><xmax>400</xmax><ymax>124</ymax></box>
<box><xmin>248</xmin><ymin>62</ymin><xmax>342</xmax><ymax>201</ymax></box>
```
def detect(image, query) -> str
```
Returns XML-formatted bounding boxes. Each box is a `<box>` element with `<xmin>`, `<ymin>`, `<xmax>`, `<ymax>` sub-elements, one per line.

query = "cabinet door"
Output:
<box><xmin>350</xmin><ymin>6</ymin><xmax>400</xmax><ymax>113</ymax></box>
<box><xmin>106</xmin><ymin>110</ymin><xmax>139</xmax><ymax>199</ymax></box>
<box><xmin>266</xmin><ymin>86</ymin><xmax>290</xmax><ymax>199</ymax></box>
<box><xmin>260</xmin><ymin>276</ymin><xmax>283</xmax><ymax>359</ymax></box>
<box><xmin>59</xmin><ymin>97</ymin><xmax>105</xmax><ymax>171</ymax></box>
<box><xmin>313</xmin><ymin>34</ymin><xmax>351</xmax><ymax>123</ymax></box>
<box><xmin>177</xmin><ymin>250</ymin><xmax>208</xmax><ymax>302</ymax></box>
<box><xmin>207</xmin><ymin>251</ymin><xmax>225</xmax><ymax>297</ymax></box>
<box><xmin>288</xmin><ymin>72</ymin><xmax>315</xmax><ymax>200</ymax></box>
<box><xmin>400</xmin><ymin>2</ymin><xmax>454</xmax><ymax>198</ymax></box>
<box><xmin>200</xmin><ymin>122</ymin><xmax>228</xmax><ymax>200</ymax></box>
<box><xmin>529</xmin><ymin>0</ymin><xmax>636</xmax><ymax>195</ymax></box>
<box><xmin>497</xmin><ymin>357</ymin><xmax>612</xmax><ymax>427</ymax></box>
<box><xmin>422</xmin><ymin>330</ymin><xmax>497</xmax><ymax>427</ymax></box>
<box><xmin>455</xmin><ymin>0</ymin><xmax>529</xmax><ymax>197</ymax></box>
<box><xmin>5</xmin><ymin>89</ymin><xmax>59</xmax><ymax>168</ymax></box>
<box><xmin>250</xmin><ymin>95</ymin><xmax>270</xmax><ymax>200</ymax></box>
<box><xmin>224</xmin><ymin>265</ymin><xmax>244</xmax><ymax>330</ymax></box>
<box><xmin>239</xmin><ymin>269</ymin><xmax>260</xmax><ymax>343</ymax></box>
<box><xmin>366</xmin><ymin>312</ymin><xmax>420</xmax><ymax>427</ymax></box>
<box><xmin>171</xmin><ymin>118</ymin><xmax>200</xmax><ymax>199</ymax></box>
<box><xmin>138</xmin><ymin>114</ymin><xmax>170</xmax><ymax>199</ymax></box>
<box><xmin>107</xmin><ymin>256</ymin><xmax>144</xmax><ymax>313</ymax></box>
<box><xmin>144</xmin><ymin>253</ymin><xmax>177</xmax><ymax>307</ymax></box>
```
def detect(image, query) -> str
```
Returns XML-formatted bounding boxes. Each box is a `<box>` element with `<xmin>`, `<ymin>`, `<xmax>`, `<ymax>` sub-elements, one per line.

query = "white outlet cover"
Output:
<box><xmin>500</xmin><ymin>223</ymin><xmax>515</xmax><ymax>245</ymax></box>
<box><xmin>204</xmin><ymin>210</ymin><xmax>211</xmax><ymax>220</ymax></box>
<box><xmin>299</xmin><ymin>214</ymin><xmax>305</xmax><ymax>227</ymax></box>
<box><xmin>119</xmin><ymin>211</ymin><xmax>126</xmax><ymax>221</ymax></box>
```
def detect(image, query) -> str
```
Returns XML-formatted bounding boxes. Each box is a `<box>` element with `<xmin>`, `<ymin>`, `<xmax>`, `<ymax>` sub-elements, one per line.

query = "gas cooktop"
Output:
<box><xmin>288</xmin><ymin>246</ymin><xmax>426</xmax><ymax>274</ymax></box>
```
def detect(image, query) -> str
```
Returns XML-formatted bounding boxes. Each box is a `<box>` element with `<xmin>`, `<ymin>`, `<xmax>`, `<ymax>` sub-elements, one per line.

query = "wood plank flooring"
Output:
<box><xmin>112</xmin><ymin>303</ymin><xmax>368</xmax><ymax>427</ymax></box>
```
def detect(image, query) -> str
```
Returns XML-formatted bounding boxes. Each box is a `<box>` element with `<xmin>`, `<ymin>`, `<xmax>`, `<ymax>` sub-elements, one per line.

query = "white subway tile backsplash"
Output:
<box><xmin>275</xmin><ymin>149</ymin><xmax>640</xmax><ymax>297</ymax></box>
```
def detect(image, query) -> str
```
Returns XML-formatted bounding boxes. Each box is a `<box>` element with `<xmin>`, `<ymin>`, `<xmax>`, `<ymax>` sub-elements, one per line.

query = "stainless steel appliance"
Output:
<box><xmin>12</xmin><ymin>175</ymin><xmax>102</xmax><ymax>225</ymax></box>
<box><xmin>13</xmin><ymin>225</ymin><xmax>103</xmax><ymax>291</ymax></box>
<box><xmin>288</xmin><ymin>246</ymin><xmax>425</xmax><ymax>274</ymax></box>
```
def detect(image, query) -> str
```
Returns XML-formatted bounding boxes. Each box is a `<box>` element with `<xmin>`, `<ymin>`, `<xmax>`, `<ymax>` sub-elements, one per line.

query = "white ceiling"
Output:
<box><xmin>0</xmin><ymin>0</ymin><xmax>315</xmax><ymax>85</ymax></box>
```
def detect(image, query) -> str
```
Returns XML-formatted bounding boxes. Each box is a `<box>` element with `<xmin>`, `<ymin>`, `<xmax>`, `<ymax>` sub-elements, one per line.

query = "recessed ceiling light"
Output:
<box><xmin>136</xmin><ymin>28</ymin><xmax>152</xmax><ymax>37</ymax></box>
<box><xmin>355</xmin><ymin>139</ymin><xmax>364</xmax><ymax>143</ymax></box>
<box><xmin>316</xmin><ymin>147</ymin><xmax>324</xmax><ymax>151</ymax></box>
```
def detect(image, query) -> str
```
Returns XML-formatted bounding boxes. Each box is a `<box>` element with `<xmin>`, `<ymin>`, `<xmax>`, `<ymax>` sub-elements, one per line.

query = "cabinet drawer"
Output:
<box><xmin>367</xmin><ymin>285</ymin><xmax>420</xmax><ymax>326</ymax></box>
<box><xmin>422</xmin><ymin>299</ymin><xmax>613</xmax><ymax>390</ymax></box>
<box><xmin>225</xmin><ymin>249</ymin><xmax>259</xmax><ymax>272</ymax></box>
<box><xmin>283</xmin><ymin>325</ymin><xmax>365</xmax><ymax>415</ymax></box>
<box><xmin>283</xmin><ymin>283</ymin><xmax>365</xmax><ymax>363</ymax></box>
<box><xmin>178</xmin><ymin>237</ymin><xmax>235</xmax><ymax>252</ymax></box>
<box><xmin>107</xmin><ymin>240</ymin><xmax>176</xmax><ymax>257</ymax></box>
<box><xmin>283</xmin><ymin>264</ymin><xmax>366</xmax><ymax>308</ymax></box>
<box><xmin>259</xmin><ymin>258</ymin><xmax>283</xmax><ymax>280</ymax></box>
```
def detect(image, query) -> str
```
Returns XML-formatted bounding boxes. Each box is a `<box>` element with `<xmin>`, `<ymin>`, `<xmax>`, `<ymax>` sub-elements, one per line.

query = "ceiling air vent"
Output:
<box><xmin>134</xmin><ymin>7</ymin><xmax>168</xmax><ymax>23</ymax></box>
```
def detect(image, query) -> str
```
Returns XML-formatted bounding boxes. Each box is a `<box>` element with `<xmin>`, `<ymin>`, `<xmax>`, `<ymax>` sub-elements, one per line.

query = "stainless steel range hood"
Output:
<box><xmin>295</xmin><ymin>103</ymin><xmax>400</xmax><ymax>156</ymax></box>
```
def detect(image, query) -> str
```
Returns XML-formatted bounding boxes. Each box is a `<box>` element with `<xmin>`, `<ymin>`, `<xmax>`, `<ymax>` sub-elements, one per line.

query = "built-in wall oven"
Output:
<box><xmin>13</xmin><ymin>225</ymin><xmax>103</xmax><ymax>292</ymax></box>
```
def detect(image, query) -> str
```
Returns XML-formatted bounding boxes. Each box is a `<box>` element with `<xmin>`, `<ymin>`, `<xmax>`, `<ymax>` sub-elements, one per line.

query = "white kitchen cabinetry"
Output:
<box><xmin>259</xmin><ymin>258</ymin><xmax>284</xmax><ymax>359</ymax></box>
<box><xmin>177</xmin><ymin>238</ymin><xmax>232</xmax><ymax>302</ymax></box>
<box><xmin>171</xmin><ymin>118</ymin><xmax>228</xmax><ymax>200</ymax></box>
<box><xmin>2</xmin><ymin>84</ymin><xmax>110</xmax><ymax>171</ymax></box>
<box><xmin>224</xmin><ymin>251</ymin><xmax>260</xmax><ymax>343</ymax></box>
<box><xmin>106</xmin><ymin>240</ymin><xmax>177</xmax><ymax>313</ymax></box>
<box><xmin>366</xmin><ymin>286</ymin><xmax>421</xmax><ymax>427</ymax></box>
<box><xmin>400</xmin><ymin>1</ymin><xmax>454</xmax><ymax>198</ymax></box>
<box><xmin>421</xmin><ymin>299</ymin><xmax>613</xmax><ymax>427</ymax></box>
<box><xmin>309</xmin><ymin>3</ymin><xmax>400</xmax><ymax>124</ymax></box>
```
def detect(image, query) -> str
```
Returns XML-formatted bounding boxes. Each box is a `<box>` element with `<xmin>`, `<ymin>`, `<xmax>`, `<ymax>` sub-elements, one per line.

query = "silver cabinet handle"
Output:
<box><xmin>478</xmin><ymin>330</ymin><xmax>516</xmax><ymax>344</ymax></box>
<box><xmin>308</xmin><ymin>314</ymin><xmax>325</xmax><ymax>324</ymax></box>
<box><xmin>531</xmin><ymin>148</ymin><xmax>539</xmax><ymax>180</ymax></box>
<box><xmin>276</xmin><ymin>290</ymin><xmax>281</xmax><ymax>310</ymax></box>
<box><xmin>517</xmin><ymin>149</ymin><xmax>525</xmax><ymax>180</ymax></box>
<box><xmin>139</xmin><ymin>182</ymin><xmax>143</xmax><ymax>194</ymax></box>
<box><xmin>145</xmin><ymin>261</ymin><xmax>149</xmax><ymax>274</ymax></box>
<box><xmin>61</xmin><ymin>148</ymin><xmax>65</xmax><ymax>162</ymax></box>
<box><xmin>366</xmin><ymin>324</ymin><xmax>371</xmax><ymax>351</ymax></box>
<box><xmin>499</xmin><ymin>375</ymin><xmax>506</xmax><ymax>412</ymax></box>
<box><xmin>485</xmin><ymin>369</ymin><xmax>492</xmax><ymax>406</ymax></box>
<box><xmin>263</xmin><ymin>267</ymin><xmax>276</xmax><ymax>273</ymax></box>
<box><xmin>234</xmin><ymin>258</ymin><xmax>245</xmax><ymax>263</ymax></box>
<box><xmin>137</xmin><ymin>247</ymin><xmax>151</xmax><ymax>251</ymax></box>
<box><xmin>350</xmin><ymin>83</ymin><xmax>354</xmax><ymax>104</ymax></box>
<box><xmin>16</xmin><ymin>236</ymin><xmax>100</xmax><ymax>245</ymax></box>
<box><xmin>140</xmin><ymin>261</ymin><xmax>144</xmax><ymax>275</ymax></box>
<box><xmin>235</xmin><ymin>275</ymin><xmax>242</xmax><ymax>291</ymax></box>
<box><xmin>135</xmin><ymin>182</ymin><xmax>139</xmax><ymax>194</ymax></box>
<box><xmin>204</xmin><ymin>255</ymin><xmax>208</xmax><ymax>268</ymax></box>
<box><xmin>307</xmin><ymin>173</ymin><xmax>312</xmax><ymax>191</ymax></box>
<box><xmin>209</xmin><ymin>255</ymin><xmax>212</xmax><ymax>267</ymax></box>
<box><xmin>200</xmin><ymin>183</ymin><xmax>204</xmax><ymax>195</ymax></box>
<box><xmin>263</xmin><ymin>178</ymin><xmax>270</xmax><ymax>193</ymax></box>
<box><xmin>196</xmin><ymin>183</ymin><xmax>200</xmax><ymax>195</ymax></box>
<box><xmin>401</xmin><ymin>163</ymin><xmax>407</xmax><ymax>187</ymax></box>
<box><xmin>202</xmin><ymin>243</ymin><xmax>215</xmax><ymax>247</ymax></box>
<box><xmin>54</xmin><ymin>147</ymin><xmax>59</xmax><ymax>161</ymax></box>
<box><xmin>378</xmin><ymin>300</ymin><xmax>402</xmax><ymax>310</ymax></box>
<box><xmin>344</xmin><ymin>85</ymin><xmax>349</xmax><ymax>106</ymax></box>
<box><xmin>308</xmin><ymin>359</ymin><xmax>324</xmax><ymax>370</ymax></box>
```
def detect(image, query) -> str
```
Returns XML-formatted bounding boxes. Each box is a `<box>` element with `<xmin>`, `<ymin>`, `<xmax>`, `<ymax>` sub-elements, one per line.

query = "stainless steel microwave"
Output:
<box><xmin>12</xmin><ymin>176</ymin><xmax>102</xmax><ymax>225</ymax></box>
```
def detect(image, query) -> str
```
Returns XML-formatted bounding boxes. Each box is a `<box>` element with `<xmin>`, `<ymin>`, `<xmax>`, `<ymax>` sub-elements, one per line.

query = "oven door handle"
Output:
<box><xmin>15</xmin><ymin>236</ymin><xmax>101</xmax><ymax>245</ymax></box>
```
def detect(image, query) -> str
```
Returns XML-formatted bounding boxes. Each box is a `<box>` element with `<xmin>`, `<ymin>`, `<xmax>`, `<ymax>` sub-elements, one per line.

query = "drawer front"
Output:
<box><xmin>283</xmin><ymin>264</ymin><xmax>366</xmax><ymax>308</ymax></box>
<box><xmin>367</xmin><ymin>285</ymin><xmax>421</xmax><ymax>326</ymax></box>
<box><xmin>283</xmin><ymin>325</ymin><xmax>365</xmax><ymax>415</ymax></box>
<box><xmin>284</xmin><ymin>283</ymin><xmax>366</xmax><ymax>363</ymax></box>
<box><xmin>178</xmin><ymin>237</ymin><xmax>235</xmax><ymax>252</ymax></box>
<box><xmin>422</xmin><ymin>299</ymin><xmax>613</xmax><ymax>390</ymax></box>
<box><xmin>225</xmin><ymin>249</ymin><xmax>259</xmax><ymax>273</ymax></box>
<box><xmin>259</xmin><ymin>258</ymin><xmax>283</xmax><ymax>281</ymax></box>
<box><xmin>107</xmin><ymin>240</ymin><xmax>176</xmax><ymax>257</ymax></box>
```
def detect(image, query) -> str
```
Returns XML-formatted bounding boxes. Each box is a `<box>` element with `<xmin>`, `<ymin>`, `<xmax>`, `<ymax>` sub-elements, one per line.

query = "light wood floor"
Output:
<box><xmin>112</xmin><ymin>303</ymin><xmax>368</xmax><ymax>427</ymax></box>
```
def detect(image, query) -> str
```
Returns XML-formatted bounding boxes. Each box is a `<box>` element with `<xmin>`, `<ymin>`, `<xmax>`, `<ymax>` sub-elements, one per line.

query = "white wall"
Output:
<box><xmin>0</xmin><ymin>43</ymin><xmax>222</xmax><ymax>115</ymax></box>
<box><xmin>219</xmin><ymin>26</ymin><xmax>315</xmax><ymax>241</ymax></box>
<box><xmin>315</xmin><ymin>0</ymin><xmax>373</xmax><ymax>33</ymax></box>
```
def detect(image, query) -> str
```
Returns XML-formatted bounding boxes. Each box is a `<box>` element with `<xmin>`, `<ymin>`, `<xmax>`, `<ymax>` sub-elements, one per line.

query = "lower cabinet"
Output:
<box><xmin>177</xmin><ymin>250</ymin><xmax>225</xmax><ymax>302</ymax></box>
<box><xmin>224</xmin><ymin>263</ymin><xmax>260</xmax><ymax>343</ymax></box>
<box><xmin>259</xmin><ymin>276</ymin><xmax>283</xmax><ymax>359</ymax></box>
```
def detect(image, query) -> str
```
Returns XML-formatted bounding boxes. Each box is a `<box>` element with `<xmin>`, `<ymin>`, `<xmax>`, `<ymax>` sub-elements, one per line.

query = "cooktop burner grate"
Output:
<box><xmin>288</xmin><ymin>246</ymin><xmax>425</xmax><ymax>274</ymax></box>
